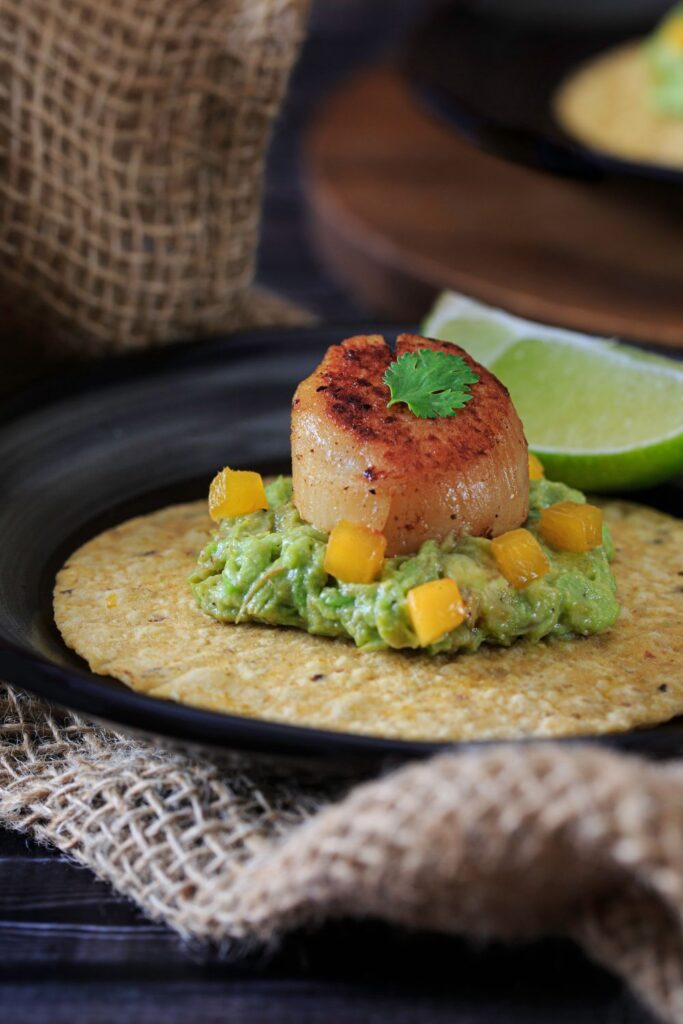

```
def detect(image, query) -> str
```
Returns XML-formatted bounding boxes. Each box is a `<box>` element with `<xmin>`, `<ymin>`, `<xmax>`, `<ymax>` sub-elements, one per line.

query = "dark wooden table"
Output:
<box><xmin>0</xmin><ymin>3</ymin><xmax>661</xmax><ymax>1021</ymax></box>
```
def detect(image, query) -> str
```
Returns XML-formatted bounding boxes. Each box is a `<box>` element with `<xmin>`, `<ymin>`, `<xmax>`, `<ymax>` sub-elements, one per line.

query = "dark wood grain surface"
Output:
<box><xmin>0</xmin><ymin>2</ymin><xmax>661</xmax><ymax>1021</ymax></box>
<box><xmin>0</xmin><ymin>824</ymin><xmax>657</xmax><ymax>1023</ymax></box>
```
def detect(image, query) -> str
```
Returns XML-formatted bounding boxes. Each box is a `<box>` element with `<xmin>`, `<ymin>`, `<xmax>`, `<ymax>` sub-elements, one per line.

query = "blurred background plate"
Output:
<box><xmin>1</xmin><ymin>325</ymin><xmax>682</xmax><ymax>770</ymax></box>
<box><xmin>403</xmin><ymin>0</ymin><xmax>683</xmax><ymax>183</ymax></box>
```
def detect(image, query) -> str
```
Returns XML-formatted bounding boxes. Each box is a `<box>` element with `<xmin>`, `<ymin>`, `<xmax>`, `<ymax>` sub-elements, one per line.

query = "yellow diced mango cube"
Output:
<box><xmin>407</xmin><ymin>577</ymin><xmax>466</xmax><ymax>646</ymax></box>
<box><xmin>528</xmin><ymin>452</ymin><xmax>545</xmax><ymax>480</ymax></box>
<box><xmin>491</xmin><ymin>528</ymin><xmax>549</xmax><ymax>589</ymax></box>
<box><xmin>539</xmin><ymin>501</ymin><xmax>603</xmax><ymax>552</ymax></box>
<box><xmin>324</xmin><ymin>520</ymin><xmax>387</xmax><ymax>583</ymax></box>
<box><xmin>664</xmin><ymin>15</ymin><xmax>683</xmax><ymax>50</ymax></box>
<box><xmin>208</xmin><ymin>467</ymin><xmax>268</xmax><ymax>521</ymax></box>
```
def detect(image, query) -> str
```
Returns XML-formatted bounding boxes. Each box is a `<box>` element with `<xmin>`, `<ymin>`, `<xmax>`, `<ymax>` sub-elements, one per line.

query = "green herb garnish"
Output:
<box><xmin>383</xmin><ymin>349</ymin><xmax>479</xmax><ymax>419</ymax></box>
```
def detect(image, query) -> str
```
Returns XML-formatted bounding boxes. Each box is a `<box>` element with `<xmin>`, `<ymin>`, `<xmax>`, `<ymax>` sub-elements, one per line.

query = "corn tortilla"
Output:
<box><xmin>54</xmin><ymin>500</ymin><xmax>683</xmax><ymax>742</ymax></box>
<box><xmin>554</xmin><ymin>40</ymin><xmax>683</xmax><ymax>170</ymax></box>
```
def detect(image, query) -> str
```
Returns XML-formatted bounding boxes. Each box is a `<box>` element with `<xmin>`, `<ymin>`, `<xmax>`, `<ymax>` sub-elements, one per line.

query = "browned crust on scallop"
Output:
<box><xmin>292</xmin><ymin>334</ymin><xmax>391</xmax><ymax>443</ymax></box>
<box><xmin>300</xmin><ymin>333</ymin><xmax>523</xmax><ymax>480</ymax></box>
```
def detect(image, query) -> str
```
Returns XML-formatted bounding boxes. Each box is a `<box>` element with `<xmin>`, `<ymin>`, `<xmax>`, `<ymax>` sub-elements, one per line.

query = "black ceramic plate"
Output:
<box><xmin>403</xmin><ymin>4</ymin><xmax>683</xmax><ymax>186</ymax></box>
<box><xmin>1</xmin><ymin>325</ymin><xmax>683</xmax><ymax>769</ymax></box>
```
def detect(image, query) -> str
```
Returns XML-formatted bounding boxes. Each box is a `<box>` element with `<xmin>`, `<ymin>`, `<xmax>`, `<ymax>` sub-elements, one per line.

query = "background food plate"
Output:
<box><xmin>1</xmin><ymin>326</ymin><xmax>682</xmax><ymax>769</ymax></box>
<box><xmin>403</xmin><ymin>3</ymin><xmax>683</xmax><ymax>185</ymax></box>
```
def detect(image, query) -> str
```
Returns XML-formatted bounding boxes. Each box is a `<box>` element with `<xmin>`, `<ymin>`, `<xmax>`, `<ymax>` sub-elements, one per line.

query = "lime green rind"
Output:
<box><xmin>531</xmin><ymin>436</ymin><xmax>683</xmax><ymax>492</ymax></box>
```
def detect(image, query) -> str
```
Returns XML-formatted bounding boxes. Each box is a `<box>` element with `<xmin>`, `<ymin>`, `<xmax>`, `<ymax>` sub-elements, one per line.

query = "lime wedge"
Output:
<box><xmin>423</xmin><ymin>292</ymin><xmax>683</xmax><ymax>491</ymax></box>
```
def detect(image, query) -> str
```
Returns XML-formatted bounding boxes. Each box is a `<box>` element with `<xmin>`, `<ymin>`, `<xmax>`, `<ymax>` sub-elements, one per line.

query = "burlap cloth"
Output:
<box><xmin>2</xmin><ymin>684</ymin><xmax>683</xmax><ymax>1023</ymax></box>
<box><xmin>0</xmin><ymin>0</ymin><xmax>313</xmax><ymax>355</ymax></box>
<box><xmin>2</xmin><ymin>2</ymin><xmax>683</xmax><ymax>1021</ymax></box>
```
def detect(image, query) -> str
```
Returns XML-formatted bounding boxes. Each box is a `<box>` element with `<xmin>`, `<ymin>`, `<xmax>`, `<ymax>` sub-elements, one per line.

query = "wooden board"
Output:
<box><xmin>304</xmin><ymin>67</ymin><xmax>683</xmax><ymax>349</ymax></box>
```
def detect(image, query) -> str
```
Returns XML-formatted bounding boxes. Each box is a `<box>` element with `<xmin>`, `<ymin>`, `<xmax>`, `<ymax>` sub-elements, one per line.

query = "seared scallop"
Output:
<box><xmin>291</xmin><ymin>334</ymin><xmax>528</xmax><ymax>555</ymax></box>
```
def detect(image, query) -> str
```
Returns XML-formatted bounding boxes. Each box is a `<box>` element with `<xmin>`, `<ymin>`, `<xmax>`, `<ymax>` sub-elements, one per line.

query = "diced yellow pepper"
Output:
<box><xmin>208</xmin><ymin>467</ymin><xmax>268</xmax><ymax>521</ymax></box>
<box><xmin>491</xmin><ymin>528</ymin><xmax>549</xmax><ymax>589</ymax></box>
<box><xmin>539</xmin><ymin>500</ymin><xmax>603</xmax><ymax>553</ymax></box>
<box><xmin>528</xmin><ymin>452</ymin><xmax>545</xmax><ymax>480</ymax></box>
<box><xmin>663</xmin><ymin>15</ymin><xmax>683</xmax><ymax>51</ymax></box>
<box><xmin>407</xmin><ymin>577</ymin><xmax>466</xmax><ymax>646</ymax></box>
<box><xmin>324</xmin><ymin>520</ymin><xmax>387</xmax><ymax>584</ymax></box>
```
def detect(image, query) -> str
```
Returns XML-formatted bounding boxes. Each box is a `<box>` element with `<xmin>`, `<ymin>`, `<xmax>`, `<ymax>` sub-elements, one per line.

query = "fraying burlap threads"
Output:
<box><xmin>0</xmin><ymin>0</ymin><xmax>311</xmax><ymax>355</ymax></box>
<box><xmin>2</xmin><ymin>682</ymin><xmax>683</xmax><ymax>1023</ymax></box>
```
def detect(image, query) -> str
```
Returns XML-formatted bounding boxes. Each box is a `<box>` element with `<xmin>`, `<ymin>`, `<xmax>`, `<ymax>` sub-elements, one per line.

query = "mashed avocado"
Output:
<box><xmin>647</xmin><ymin>4</ymin><xmax>683</xmax><ymax>117</ymax></box>
<box><xmin>190</xmin><ymin>477</ymin><xmax>618</xmax><ymax>654</ymax></box>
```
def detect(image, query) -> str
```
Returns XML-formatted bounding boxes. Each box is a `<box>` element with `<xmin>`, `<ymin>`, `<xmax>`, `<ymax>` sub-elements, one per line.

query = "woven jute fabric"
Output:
<box><xmin>0</xmin><ymin>0</ymin><xmax>311</xmax><ymax>355</ymax></box>
<box><xmin>1</xmin><ymin>683</ymin><xmax>683</xmax><ymax>1024</ymax></box>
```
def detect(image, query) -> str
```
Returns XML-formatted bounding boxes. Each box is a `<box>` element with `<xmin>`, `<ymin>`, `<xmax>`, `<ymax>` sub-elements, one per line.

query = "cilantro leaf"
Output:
<box><xmin>383</xmin><ymin>349</ymin><xmax>479</xmax><ymax>419</ymax></box>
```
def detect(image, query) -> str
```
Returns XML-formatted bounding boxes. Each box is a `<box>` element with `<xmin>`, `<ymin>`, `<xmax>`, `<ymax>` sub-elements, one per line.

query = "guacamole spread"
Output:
<box><xmin>646</xmin><ymin>3</ymin><xmax>683</xmax><ymax>117</ymax></box>
<box><xmin>189</xmin><ymin>477</ymin><xmax>619</xmax><ymax>655</ymax></box>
